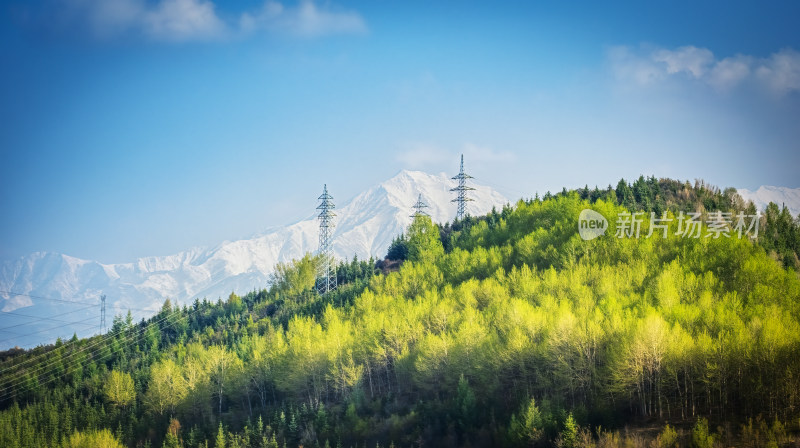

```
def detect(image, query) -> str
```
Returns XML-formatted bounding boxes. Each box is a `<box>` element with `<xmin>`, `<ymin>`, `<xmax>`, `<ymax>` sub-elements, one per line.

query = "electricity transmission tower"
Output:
<box><xmin>100</xmin><ymin>294</ymin><xmax>106</xmax><ymax>333</ymax></box>
<box><xmin>316</xmin><ymin>184</ymin><xmax>337</xmax><ymax>294</ymax></box>
<box><xmin>450</xmin><ymin>154</ymin><xmax>475</xmax><ymax>220</ymax></box>
<box><xmin>411</xmin><ymin>193</ymin><xmax>429</xmax><ymax>218</ymax></box>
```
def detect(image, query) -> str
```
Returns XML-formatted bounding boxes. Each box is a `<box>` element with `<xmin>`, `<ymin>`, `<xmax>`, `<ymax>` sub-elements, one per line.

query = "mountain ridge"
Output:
<box><xmin>737</xmin><ymin>185</ymin><xmax>800</xmax><ymax>217</ymax></box>
<box><xmin>4</xmin><ymin>175</ymin><xmax>798</xmax><ymax>349</ymax></box>
<box><xmin>0</xmin><ymin>170</ymin><xmax>507</xmax><ymax>348</ymax></box>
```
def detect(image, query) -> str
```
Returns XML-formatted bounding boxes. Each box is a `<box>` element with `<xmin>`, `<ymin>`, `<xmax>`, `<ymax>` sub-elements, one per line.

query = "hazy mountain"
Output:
<box><xmin>738</xmin><ymin>185</ymin><xmax>800</xmax><ymax>217</ymax></box>
<box><xmin>0</xmin><ymin>170</ymin><xmax>507</xmax><ymax>349</ymax></box>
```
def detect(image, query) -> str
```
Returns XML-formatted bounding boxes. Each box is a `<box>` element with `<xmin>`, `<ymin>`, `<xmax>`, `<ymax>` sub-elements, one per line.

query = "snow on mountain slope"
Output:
<box><xmin>0</xmin><ymin>170</ymin><xmax>507</xmax><ymax>348</ymax></box>
<box><xmin>738</xmin><ymin>186</ymin><xmax>800</xmax><ymax>217</ymax></box>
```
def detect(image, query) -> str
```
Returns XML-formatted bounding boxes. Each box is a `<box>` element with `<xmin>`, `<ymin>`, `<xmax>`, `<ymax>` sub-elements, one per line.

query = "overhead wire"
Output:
<box><xmin>2</xmin><ymin>311</ymin><xmax>192</xmax><ymax>402</ymax></box>
<box><xmin>0</xmin><ymin>305</ymin><xmax>98</xmax><ymax>333</ymax></box>
<box><xmin>0</xmin><ymin>308</ymin><xmax>192</xmax><ymax>401</ymax></box>
<box><xmin>0</xmin><ymin>316</ymin><xmax>100</xmax><ymax>345</ymax></box>
<box><xmin>1</xmin><ymin>304</ymin><xmax>197</xmax><ymax>394</ymax></box>
<box><xmin>1</xmin><ymin>294</ymin><xmax>224</xmax><ymax>401</ymax></box>
<box><xmin>0</xmin><ymin>305</ymin><xmax>168</xmax><ymax>386</ymax></box>
<box><xmin>0</xmin><ymin>290</ymin><xmax>98</xmax><ymax>307</ymax></box>
<box><xmin>0</xmin><ymin>306</ymin><xmax>154</xmax><ymax>376</ymax></box>
<box><xmin>0</xmin><ymin>293</ymin><xmax>158</xmax><ymax>373</ymax></box>
<box><xmin>0</xmin><ymin>297</ymin><xmax>198</xmax><ymax>388</ymax></box>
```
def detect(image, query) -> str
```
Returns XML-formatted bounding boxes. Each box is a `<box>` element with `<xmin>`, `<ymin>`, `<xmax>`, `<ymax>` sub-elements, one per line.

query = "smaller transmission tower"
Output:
<box><xmin>316</xmin><ymin>184</ymin><xmax>337</xmax><ymax>295</ymax></box>
<box><xmin>100</xmin><ymin>294</ymin><xmax>106</xmax><ymax>332</ymax></box>
<box><xmin>411</xmin><ymin>193</ymin><xmax>429</xmax><ymax>218</ymax></box>
<box><xmin>450</xmin><ymin>154</ymin><xmax>475</xmax><ymax>220</ymax></box>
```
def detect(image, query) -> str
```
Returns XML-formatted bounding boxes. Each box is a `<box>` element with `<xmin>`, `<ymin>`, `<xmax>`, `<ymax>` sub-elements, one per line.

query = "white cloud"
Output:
<box><xmin>64</xmin><ymin>0</ymin><xmax>143</xmax><ymax>37</ymax></box>
<box><xmin>240</xmin><ymin>0</ymin><xmax>367</xmax><ymax>38</ymax></box>
<box><xmin>708</xmin><ymin>55</ymin><xmax>752</xmax><ymax>91</ymax></box>
<box><xmin>57</xmin><ymin>0</ymin><xmax>365</xmax><ymax>42</ymax></box>
<box><xmin>607</xmin><ymin>46</ymin><xmax>665</xmax><ymax>85</ymax></box>
<box><xmin>609</xmin><ymin>45</ymin><xmax>800</xmax><ymax>97</ymax></box>
<box><xmin>61</xmin><ymin>0</ymin><xmax>224</xmax><ymax>41</ymax></box>
<box><xmin>396</xmin><ymin>143</ymin><xmax>515</xmax><ymax>169</ymax></box>
<box><xmin>755</xmin><ymin>49</ymin><xmax>800</xmax><ymax>96</ymax></box>
<box><xmin>143</xmin><ymin>0</ymin><xmax>225</xmax><ymax>42</ymax></box>
<box><xmin>652</xmin><ymin>46</ymin><xmax>714</xmax><ymax>78</ymax></box>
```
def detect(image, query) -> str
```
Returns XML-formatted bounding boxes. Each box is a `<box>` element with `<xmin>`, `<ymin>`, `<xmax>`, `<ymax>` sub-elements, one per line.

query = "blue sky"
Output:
<box><xmin>1</xmin><ymin>0</ymin><xmax>799</xmax><ymax>264</ymax></box>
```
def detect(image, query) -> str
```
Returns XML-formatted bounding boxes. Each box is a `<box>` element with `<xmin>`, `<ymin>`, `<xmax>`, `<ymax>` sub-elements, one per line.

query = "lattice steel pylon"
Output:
<box><xmin>450</xmin><ymin>154</ymin><xmax>475</xmax><ymax>220</ymax></box>
<box><xmin>316</xmin><ymin>184</ymin><xmax>337</xmax><ymax>295</ymax></box>
<box><xmin>411</xmin><ymin>193</ymin><xmax>429</xmax><ymax>218</ymax></box>
<box><xmin>100</xmin><ymin>294</ymin><xmax>106</xmax><ymax>333</ymax></box>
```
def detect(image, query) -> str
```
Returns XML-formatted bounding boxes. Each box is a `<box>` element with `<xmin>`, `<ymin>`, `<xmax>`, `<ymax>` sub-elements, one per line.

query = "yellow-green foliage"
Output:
<box><xmin>66</xmin><ymin>429</ymin><xmax>124</xmax><ymax>448</ymax></box>
<box><xmin>2</xmin><ymin>192</ymin><xmax>799</xmax><ymax>448</ymax></box>
<box><xmin>269</xmin><ymin>253</ymin><xmax>318</xmax><ymax>297</ymax></box>
<box><xmin>158</xmin><ymin>194</ymin><xmax>800</xmax><ymax>440</ymax></box>
<box><xmin>659</xmin><ymin>424</ymin><xmax>679</xmax><ymax>448</ymax></box>
<box><xmin>103</xmin><ymin>370</ymin><xmax>135</xmax><ymax>408</ymax></box>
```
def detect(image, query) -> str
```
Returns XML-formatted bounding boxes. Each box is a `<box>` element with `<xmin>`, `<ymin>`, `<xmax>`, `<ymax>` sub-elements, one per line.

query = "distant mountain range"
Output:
<box><xmin>2</xmin><ymin>175</ymin><xmax>797</xmax><ymax>350</ymax></box>
<box><xmin>737</xmin><ymin>185</ymin><xmax>800</xmax><ymax>218</ymax></box>
<box><xmin>0</xmin><ymin>170</ymin><xmax>507</xmax><ymax>349</ymax></box>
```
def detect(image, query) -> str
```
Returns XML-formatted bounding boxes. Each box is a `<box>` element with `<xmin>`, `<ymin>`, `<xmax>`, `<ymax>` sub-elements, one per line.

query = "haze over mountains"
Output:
<box><xmin>0</xmin><ymin>170</ymin><xmax>507</xmax><ymax>349</ymax></box>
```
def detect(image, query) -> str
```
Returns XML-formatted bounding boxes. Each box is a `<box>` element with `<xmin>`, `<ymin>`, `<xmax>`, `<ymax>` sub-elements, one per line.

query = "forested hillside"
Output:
<box><xmin>2</xmin><ymin>178</ymin><xmax>800</xmax><ymax>448</ymax></box>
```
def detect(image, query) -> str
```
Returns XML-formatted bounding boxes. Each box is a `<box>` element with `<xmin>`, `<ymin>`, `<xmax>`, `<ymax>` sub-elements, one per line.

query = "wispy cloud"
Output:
<box><xmin>609</xmin><ymin>44</ymin><xmax>800</xmax><ymax>96</ymax></box>
<box><xmin>61</xmin><ymin>0</ymin><xmax>225</xmax><ymax>42</ymax></box>
<box><xmin>51</xmin><ymin>0</ymin><xmax>365</xmax><ymax>42</ymax></box>
<box><xmin>396</xmin><ymin>142</ymin><xmax>516</xmax><ymax>169</ymax></box>
<box><xmin>652</xmin><ymin>46</ymin><xmax>714</xmax><ymax>78</ymax></box>
<box><xmin>240</xmin><ymin>1</ymin><xmax>367</xmax><ymax>38</ymax></box>
<box><xmin>707</xmin><ymin>55</ymin><xmax>753</xmax><ymax>91</ymax></box>
<box><xmin>755</xmin><ymin>50</ymin><xmax>800</xmax><ymax>96</ymax></box>
<box><xmin>144</xmin><ymin>0</ymin><xmax>225</xmax><ymax>42</ymax></box>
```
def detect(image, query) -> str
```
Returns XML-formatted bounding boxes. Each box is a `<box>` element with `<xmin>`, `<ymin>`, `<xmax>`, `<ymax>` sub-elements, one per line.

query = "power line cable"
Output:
<box><xmin>0</xmin><ymin>290</ymin><xmax>98</xmax><ymax>307</ymax></box>
<box><xmin>0</xmin><ymin>316</ymin><xmax>99</xmax><ymax>345</ymax></box>
<box><xmin>0</xmin><ymin>305</ymin><xmax>98</xmax><ymax>332</ymax></box>
<box><xmin>0</xmin><ymin>320</ymin><xmax>96</xmax><ymax>335</ymax></box>
<box><xmin>0</xmin><ymin>307</ymin><xmax>192</xmax><ymax>399</ymax></box>
<box><xmin>0</xmin><ymin>305</ymin><xmax>151</xmax><ymax>376</ymax></box>
<box><xmin>0</xmin><ymin>290</ymin><xmax>157</xmax><ymax>315</ymax></box>
<box><xmin>0</xmin><ymin>307</ymin><xmax>156</xmax><ymax>379</ymax></box>
<box><xmin>0</xmin><ymin>307</ymin><xmax>169</xmax><ymax>385</ymax></box>
<box><xmin>1</xmin><ymin>289</ymin><xmax>231</xmax><ymax>389</ymax></box>
<box><xmin>0</xmin><ymin>313</ymin><xmax>194</xmax><ymax>401</ymax></box>
<box><xmin>0</xmin><ymin>310</ymin><xmax>191</xmax><ymax>402</ymax></box>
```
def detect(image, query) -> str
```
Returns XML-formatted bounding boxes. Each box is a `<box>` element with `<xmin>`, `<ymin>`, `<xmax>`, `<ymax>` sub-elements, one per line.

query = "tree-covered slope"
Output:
<box><xmin>1</xmin><ymin>178</ymin><xmax>799</xmax><ymax>448</ymax></box>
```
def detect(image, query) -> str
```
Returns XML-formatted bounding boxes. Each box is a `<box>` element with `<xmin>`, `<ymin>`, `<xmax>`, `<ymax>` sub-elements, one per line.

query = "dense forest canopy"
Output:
<box><xmin>1</xmin><ymin>177</ymin><xmax>799</xmax><ymax>448</ymax></box>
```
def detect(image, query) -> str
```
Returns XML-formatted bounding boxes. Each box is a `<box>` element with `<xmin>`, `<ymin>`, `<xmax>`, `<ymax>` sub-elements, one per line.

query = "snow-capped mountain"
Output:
<box><xmin>738</xmin><ymin>186</ymin><xmax>800</xmax><ymax>217</ymax></box>
<box><xmin>0</xmin><ymin>170</ymin><xmax>507</xmax><ymax>349</ymax></box>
